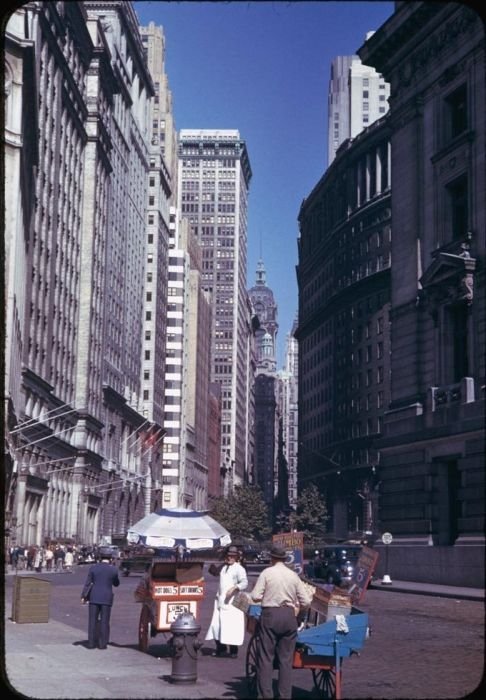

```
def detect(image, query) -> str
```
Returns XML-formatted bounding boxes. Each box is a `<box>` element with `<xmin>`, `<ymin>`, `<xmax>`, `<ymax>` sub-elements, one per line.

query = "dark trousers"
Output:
<box><xmin>215</xmin><ymin>640</ymin><xmax>238</xmax><ymax>656</ymax></box>
<box><xmin>257</xmin><ymin>606</ymin><xmax>297</xmax><ymax>699</ymax></box>
<box><xmin>88</xmin><ymin>603</ymin><xmax>112</xmax><ymax>648</ymax></box>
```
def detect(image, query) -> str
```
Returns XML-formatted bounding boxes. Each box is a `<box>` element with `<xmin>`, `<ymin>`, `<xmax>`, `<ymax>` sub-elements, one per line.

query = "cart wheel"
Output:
<box><xmin>245</xmin><ymin>633</ymin><xmax>258</xmax><ymax>698</ymax></box>
<box><xmin>138</xmin><ymin>605</ymin><xmax>151</xmax><ymax>652</ymax></box>
<box><xmin>311</xmin><ymin>668</ymin><xmax>337</xmax><ymax>699</ymax></box>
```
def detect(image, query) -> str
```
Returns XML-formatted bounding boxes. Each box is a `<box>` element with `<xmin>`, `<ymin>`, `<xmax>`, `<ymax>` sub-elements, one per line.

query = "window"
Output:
<box><xmin>449</xmin><ymin>303</ymin><xmax>469</xmax><ymax>382</ymax></box>
<box><xmin>445</xmin><ymin>84</ymin><xmax>467</xmax><ymax>140</ymax></box>
<box><xmin>446</xmin><ymin>175</ymin><xmax>468</xmax><ymax>240</ymax></box>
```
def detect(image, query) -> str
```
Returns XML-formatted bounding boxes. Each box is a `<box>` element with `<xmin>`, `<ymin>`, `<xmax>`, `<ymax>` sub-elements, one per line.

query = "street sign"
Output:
<box><xmin>381</xmin><ymin>532</ymin><xmax>393</xmax><ymax>545</ymax></box>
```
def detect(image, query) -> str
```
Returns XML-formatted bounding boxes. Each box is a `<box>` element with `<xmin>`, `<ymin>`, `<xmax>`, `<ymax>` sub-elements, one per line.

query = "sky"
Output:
<box><xmin>133</xmin><ymin>0</ymin><xmax>395</xmax><ymax>367</ymax></box>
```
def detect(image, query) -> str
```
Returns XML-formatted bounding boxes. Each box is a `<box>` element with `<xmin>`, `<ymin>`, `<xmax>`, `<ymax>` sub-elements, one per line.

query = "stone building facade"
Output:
<box><xmin>359</xmin><ymin>1</ymin><xmax>485</xmax><ymax>586</ymax></box>
<box><xmin>297</xmin><ymin>113</ymin><xmax>392</xmax><ymax>541</ymax></box>
<box><xmin>4</xmin><ymin>1</ymin><xmax>169</xmax><ymax>549</ymax></box>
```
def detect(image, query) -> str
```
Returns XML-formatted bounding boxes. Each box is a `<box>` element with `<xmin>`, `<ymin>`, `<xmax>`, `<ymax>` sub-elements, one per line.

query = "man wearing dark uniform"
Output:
<box><xmin>81</xmin><ymin>555</ymin><xmax>120</xmax><ymax>649</ymax></box>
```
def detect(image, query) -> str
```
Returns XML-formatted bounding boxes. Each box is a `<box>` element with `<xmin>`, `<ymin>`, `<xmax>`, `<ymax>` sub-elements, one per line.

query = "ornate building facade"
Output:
<box><xmin>359</xmin><ymin>1</ymin><xmax>484</xmax><ymax>585</ymax></box>
<box><xmin>297</xmin><ymin>114</ymin><xmax>391</xmax><ymax>541</ymax></box>
<box><xmin>4</xmin><ymin>1</ymin><xmax>171</xmax><ymax>549</ymax></box>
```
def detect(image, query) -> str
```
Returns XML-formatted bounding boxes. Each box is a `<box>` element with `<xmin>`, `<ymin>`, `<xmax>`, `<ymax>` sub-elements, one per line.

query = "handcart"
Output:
<box><xmin>134</xmin><ymin>558</ymin><xmax>205</xmax><ymax>652</ymax></box>
<box><xmin>245</xmin><ymin>601</ymin><xmax>369</xmax><ymax>699</ymax></box>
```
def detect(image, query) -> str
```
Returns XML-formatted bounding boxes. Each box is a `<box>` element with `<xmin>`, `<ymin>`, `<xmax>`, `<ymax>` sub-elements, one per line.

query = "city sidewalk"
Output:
<box><xmin>3</xmin><ymin>610</ymin><xmax>230</xmax><ymax>699</ymax></box>
<box><xmin>369</xmin><ymin>577</ymin><xmax>485</xmax><ymax>601</ymax></box>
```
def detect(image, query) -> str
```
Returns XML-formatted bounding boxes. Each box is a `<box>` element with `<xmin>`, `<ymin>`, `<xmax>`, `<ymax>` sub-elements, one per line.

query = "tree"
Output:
<box><xmin>209</xmin><ymin>485</ymin><xmax>272</xmax><ymax>542</ymax></box>
<box><xmin>289</xmin><ymin>484</ymin><xmax>328</xmax><ymax>543</ymax></box>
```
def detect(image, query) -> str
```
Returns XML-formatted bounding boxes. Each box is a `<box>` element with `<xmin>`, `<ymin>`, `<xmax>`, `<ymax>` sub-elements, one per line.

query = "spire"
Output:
<box><xmin>256</xmin><ymin>258</ymin><xmax>266</xmax><ymax>286</ymax></box>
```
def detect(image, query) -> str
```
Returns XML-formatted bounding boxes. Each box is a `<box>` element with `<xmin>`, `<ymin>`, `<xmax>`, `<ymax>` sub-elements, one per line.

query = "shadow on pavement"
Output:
<box><xmin>218</xmin><ymin>675</ymin><xmax>254</xmax><ymax>699</ymax></box>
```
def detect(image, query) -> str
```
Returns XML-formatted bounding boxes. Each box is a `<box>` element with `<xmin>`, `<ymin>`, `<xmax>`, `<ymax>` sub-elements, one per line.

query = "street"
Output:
<box><xmin>4</xmin><ymin>565</ymin><xmax>484</xmax><ymax>699</ymax></box>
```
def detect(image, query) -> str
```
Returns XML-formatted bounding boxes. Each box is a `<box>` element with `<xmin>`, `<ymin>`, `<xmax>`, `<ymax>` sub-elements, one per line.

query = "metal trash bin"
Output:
<box><xmin>11</xmin><ymin>576</ymin><xmax>51</xmax><ymax>623</ymax></box>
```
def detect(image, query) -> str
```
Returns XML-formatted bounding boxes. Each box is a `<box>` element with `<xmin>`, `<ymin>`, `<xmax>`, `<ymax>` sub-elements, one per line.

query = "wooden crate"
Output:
<box><xmin>11</xmin><ymin>576</ymin><xmax>51</xmax><ymax>623</ymax></box>
<box><xmin>311</xmin><ymin>585</ymin><xmax>352</xmax><ymax>622</ymax></box>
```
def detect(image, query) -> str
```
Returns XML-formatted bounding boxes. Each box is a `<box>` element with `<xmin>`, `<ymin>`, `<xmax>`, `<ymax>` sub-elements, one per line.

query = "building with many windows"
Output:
<box><xmin>4</xmin><ymin>1</ymin><xmax>169</xmax><ymax>549</ymax></box>
<box><xmin>297</xmin><ymin>114</ymin><xmax>392</xmax><ymax>540</ymax></box>
<box><xmin>359</xmin><ymin>1</ymin><xmax>484</xmax><ymax>586</ymax></box>
<box><xmin>177</xmin><ymin>129</ymin><xmax>253</xmax><ymax>489</ymax></box>
<box><xmin>328</xmin><ymin>52</ymin><xmax>390</xmax><ymax>165</ymax></box>
<box><xmin>248</xmin><ymin>259</ymin><xmax>279</xmax><ymax>518</ymax></box>
<box><xmin>276</xmin><ymin>320</ymin><xmax>300</xmax><ymax>511</ymax></box>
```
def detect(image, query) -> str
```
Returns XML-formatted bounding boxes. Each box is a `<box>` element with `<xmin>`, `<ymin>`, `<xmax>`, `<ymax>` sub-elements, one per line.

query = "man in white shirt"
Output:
<box><xmin>250</xmin><ymin>545</ymin><xmax>314</xmax><ymax>699</ymax></box>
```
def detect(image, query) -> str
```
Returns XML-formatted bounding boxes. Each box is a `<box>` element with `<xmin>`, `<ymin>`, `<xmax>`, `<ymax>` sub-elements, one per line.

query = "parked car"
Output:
<box><xmin>234</xmin><ymin>543</ymin><xmax>271</xmax><ymax>565</ymax></box>
<box><xmin>76</xmin><ymin>546</ymin><xmax>96</xmax><ymax>564</ymax></box>
<box><xmin>97</xmin><ymin>544</ymin><xmax>121</xmax><ymax>560</ymax></box>
<box><xmin>312</xmin><ymin>545</ymin><xmax>362</xmax><ymax>586</ymax></box>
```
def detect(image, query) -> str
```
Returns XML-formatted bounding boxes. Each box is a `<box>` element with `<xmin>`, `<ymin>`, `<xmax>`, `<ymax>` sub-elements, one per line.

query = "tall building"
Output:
<box><xmin>4</xmin><ymin>1</ymin><xmax>159</xmax><ymax>549</ymax></box>
<box><xmin>297</xmin><ymin>114</ymin><xmax>392</xmax><ymax>539</ymax></box>
<box><xmin>248</xmin><ymin>259</ymin><xmax>278</xmax><ymax>373</ymax></box>
<box><xmin>249</xmin><ymin>259</ymin><xmax>279</xmax><ymax>519</ymax></box>
<box><xmin>359</xmin><ymin>1</ymin><xmax>485</xmax><ymax>586</ymax></box>
<box><xmin>177</xmin><ymin>129</ymin><xmax>252</xmax><ymax>489</ymax></box>
<box><xmin>276</xmin><ymin>320</ymin><xmax>300</xmax><ymax>510</ymax></box>
<box><xmin>138</xmin><ymin>22</ymin><xmax>178</xmax><ymax>509</ymax></box>
<box><xmin>328</xmin><ymin>51</ymin><xmax>390</xmax><ymax>165</ymax></box>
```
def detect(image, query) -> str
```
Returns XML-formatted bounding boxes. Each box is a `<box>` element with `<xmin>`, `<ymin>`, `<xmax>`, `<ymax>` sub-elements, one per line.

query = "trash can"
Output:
<box><xmin>11</xmin><ymin>576</ymin><xmax>51</xmax><ymax>623</ymax></box>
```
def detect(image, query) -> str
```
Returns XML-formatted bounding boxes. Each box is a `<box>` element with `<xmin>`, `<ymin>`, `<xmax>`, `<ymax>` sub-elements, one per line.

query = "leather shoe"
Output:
<box><xmin>98</xmin><ymin>646</ymin><xmax>107</xmax><ymax>650</ymax></box>
<box><xmin>86</xmin><ymin>645</ymin><xmax>95</xmax><ymax>649</ymax></box>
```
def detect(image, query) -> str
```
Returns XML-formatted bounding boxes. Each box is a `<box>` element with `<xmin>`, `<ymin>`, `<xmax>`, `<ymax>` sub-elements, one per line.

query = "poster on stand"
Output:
<box><xmin>272</xmin><ymin>531</ymin><xmax>304</xmax><ymax>575</ymax></box>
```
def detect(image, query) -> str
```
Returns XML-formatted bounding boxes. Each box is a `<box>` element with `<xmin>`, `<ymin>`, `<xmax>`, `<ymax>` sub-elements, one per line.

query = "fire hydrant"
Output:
<box><xmin>168</xmin><ymin>612</ymin><xmax>202</xmax><ymax>684</ymax></box>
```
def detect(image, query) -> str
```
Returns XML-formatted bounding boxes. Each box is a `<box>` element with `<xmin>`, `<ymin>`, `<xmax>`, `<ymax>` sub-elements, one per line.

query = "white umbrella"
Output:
<box><xmin>127</xmin><ymin>507</ymin><xmax>232</xmax><ymax>550</ymax></box>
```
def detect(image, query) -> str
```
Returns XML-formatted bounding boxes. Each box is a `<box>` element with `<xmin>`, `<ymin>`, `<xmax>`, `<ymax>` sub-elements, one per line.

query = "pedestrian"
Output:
<box><xmin>174</xmin><ymin>543</ymin><xmax>187</xmax><ymax>562</ymax></box>
<box><xmin>55</xmin><ymin>546</ymin><xmax>65</xmax><ymax>571</ymax></box>
<box><xmin>27</xmin><ymin>545</ymin><xmax>36</xmax><ymax>570</ymax></box>
<box><xmin>81</xmin><ymin>554</ymin><xmax>120</xmax><ymax>649</ymax></box>
<box><xmin>33</xmin><ymin>546</ymin><xmax>43</xmax><ymax>572</ymax></box>
<box><xmin>64</xmin><ymin>548</ymin><xmax>74</xmax><ymax>572</ymax></box>
<box><xmin>249</xmin><ymin>544</ymin><xmax>314</xmax><ymax>699</ymax></box>
<box><xmin>304</xmin><ymin>557</ymin><xmax>315</xmax><ymax>579</ymax></box>
<box><xmin>205</xmin><ymin>544</ymin><xmax>248</xmax><ymax>658</ymax></box>
<box><xmin>45</xmin><ymin>547</ymin><xmax>54</xmax><ymax>571</ymax></box>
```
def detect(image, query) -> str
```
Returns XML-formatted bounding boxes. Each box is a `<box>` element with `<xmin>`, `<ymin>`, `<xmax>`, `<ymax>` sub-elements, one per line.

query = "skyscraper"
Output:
<box><xmin>177</xmin><ymin>130</ymin><xmax>252</xmax><ymax>488</ymax></box>
<box><xmin>327</xmin><ymin>51</ymin><xmax>390</xmax><ymax>165</ymax></box>
<box><xmin>248</xmin><ymin>259</ymin><xmax>278</xmax><ymax>373</ymax></box>
<box><xmin>249</xmin><ymin>259</ymin><xmax>279</xmax><ymax>518</ymax></box>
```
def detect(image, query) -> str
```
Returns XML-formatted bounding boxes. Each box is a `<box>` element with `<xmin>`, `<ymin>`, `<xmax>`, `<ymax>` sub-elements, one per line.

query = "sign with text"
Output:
<box><xmin>349</xmin><ymin>545</ymin><xmax>379</xmax><ymax>604</ymax></box>
<box><xmin>272</xmin><ymin>532</ymin><xmax>304</xmax><ymax>575</ymax></box>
